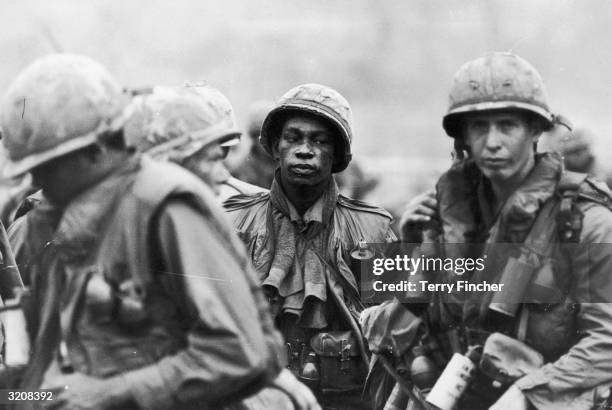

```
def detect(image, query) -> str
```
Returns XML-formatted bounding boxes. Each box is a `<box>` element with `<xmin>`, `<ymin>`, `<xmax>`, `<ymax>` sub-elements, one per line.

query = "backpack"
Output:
<box><xmin>556</xmin><ymin>171</ymin><xmax>612</xmax><ymax>242</ymax></box>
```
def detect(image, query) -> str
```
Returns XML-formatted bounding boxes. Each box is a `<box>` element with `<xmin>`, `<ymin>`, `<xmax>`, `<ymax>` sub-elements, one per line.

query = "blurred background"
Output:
<box><xmin>1</xmin><ymin>0</ymin><xmax>612</xmax><ymax>216</ymax></box>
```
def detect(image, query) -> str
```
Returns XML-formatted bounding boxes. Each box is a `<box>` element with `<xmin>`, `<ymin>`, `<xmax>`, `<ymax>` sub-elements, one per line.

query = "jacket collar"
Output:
<box><xmin>269</xmin><ymin>172</ymin><xmax>338</xmax><ymax>230</ymax></box>
<box><xmin>436</xmin><ymin>152</ymin><xmax>563</xmax><ymax>246</ymax></box>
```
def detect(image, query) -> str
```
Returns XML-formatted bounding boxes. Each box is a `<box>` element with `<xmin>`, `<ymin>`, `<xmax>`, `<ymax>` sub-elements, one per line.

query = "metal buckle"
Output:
<box><xmin>340</xmin><ymin>339</ymin><xmax>351</xmax><ymax>371</ymax></box>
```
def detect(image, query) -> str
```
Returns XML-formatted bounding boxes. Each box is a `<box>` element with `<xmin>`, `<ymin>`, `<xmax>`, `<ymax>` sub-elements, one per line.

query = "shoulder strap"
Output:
<box><xmin>336</xmin><ymin>195</ymin><xmax>392</xmax><ymax>219</ymax></box>
<box><xmin>515</xmin><ymin>172</ymin><xmax>586</xmax><ymax>339</ymax></box>
<box><xmin>223</xmin><ymin>192</ymin><xmax>270</xmax><ymax>211</ymax></box>
<box><xmin>556</xmin><ymin>171</ymin><xmax>587</xmax><ymax>242</ymax></box>
<box><xmin>557</xmin><ymin>170</ymin><xmax>588</xmax><ymax>192</ymax></box>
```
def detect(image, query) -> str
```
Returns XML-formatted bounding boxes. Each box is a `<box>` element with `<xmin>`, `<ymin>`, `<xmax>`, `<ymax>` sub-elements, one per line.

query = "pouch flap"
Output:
<box><xmin>480</xmin><ymin>332</ymin><xmax>544</xmax><ymax>386</ymax></box>
<box><xmin>310</xmin><ymin>331</ymin><xmax>360</xmax><ymax>358</ymax></box>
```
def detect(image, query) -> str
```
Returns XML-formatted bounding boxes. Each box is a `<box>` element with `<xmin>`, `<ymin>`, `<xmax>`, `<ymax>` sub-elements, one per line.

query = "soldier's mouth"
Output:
<box><xmin>481</xmin><ymin>158</ymin><xmax>507</xmax><ymax>167</ymax></box>
<box><xmin>289</xmin><ymin>164</ymin><xmax>317</xmax><ymax>175</ymax></box>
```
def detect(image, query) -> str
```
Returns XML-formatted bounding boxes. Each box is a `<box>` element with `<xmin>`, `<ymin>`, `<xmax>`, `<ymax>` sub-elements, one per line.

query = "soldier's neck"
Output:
<box><xmin>280</xmin><ymin>176</ymin><xmax>331</xmax><ymax>216</ymax></box>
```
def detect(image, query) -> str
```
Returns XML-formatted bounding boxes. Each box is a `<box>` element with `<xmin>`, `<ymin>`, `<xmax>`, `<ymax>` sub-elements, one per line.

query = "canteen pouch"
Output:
<box><xmin>310</xmin><ymin>330</ymin><xmax>366</xmax><ymax>393</ymax></box>
<box><xmin>489</xmin><ymin>255</ymin><xmax>535</xmax><ymax>317</ymax></box>
<box><xmin>479</xmin><ymin>332</ymin><xmax>544</xmax><ymax>388</ymax></box>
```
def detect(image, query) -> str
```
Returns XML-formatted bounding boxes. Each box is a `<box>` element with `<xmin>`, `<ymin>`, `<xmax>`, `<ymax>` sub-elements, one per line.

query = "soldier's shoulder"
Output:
<box><xmin>223</xmin><ymin>191</ymin><xmax>270</xmax><ymax>212</ymax></box>
<box><xmin>138</xmin><ymin>156</ymin><xmax>195</xmax><ymax>183</ymax></box>
<box><xmin>132</xmin><ymin>156</ymin><xmax>214</xmax><ymax>203</ymax></box>
<box><xmin>578</xmin><ymin>177</ymin><xmax>612</xmax><ymax>208</ymax></box>
<box><xmin>562</xmin><ymin>172</ymin><xmax>612</xmax><ymax>213</ymax></box>
<box><xmin>336</xmin><ymin>194</ymin><xmax>393</xmax><ymax>221</ymax></box>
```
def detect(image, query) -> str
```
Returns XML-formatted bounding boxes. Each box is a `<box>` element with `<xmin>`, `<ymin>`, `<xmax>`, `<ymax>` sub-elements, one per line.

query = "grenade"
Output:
<box><xmin>426</xmin><ymin>345</ymin><xmax>481</xmax><ymax>410</ymax></box>
<box><xmin>410</xmin><ymin>345</ymin><xmax>439</xmax><ymax>393</ymax></box>
<box><xmin>350</xmin><ymin>240</ymin><xmax>375</xmax><ymax>299</ymax></box>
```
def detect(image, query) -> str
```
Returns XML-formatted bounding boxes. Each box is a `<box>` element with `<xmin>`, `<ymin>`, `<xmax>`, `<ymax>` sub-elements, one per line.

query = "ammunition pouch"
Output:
<box><xmin>310</xmin><ymin>330</ymin><xmax>366</xmax><ymax>394</ymax></box>
<box><xmin>68</xmin><ymin>271</ymin><xmax>183</xmax><ymax>377</ymax></box>
<box><xmin>285</xmin><ymin>337</ymin><xmax>309</xmax><ymax>375</ymax></box>
<box><xmin>479</xmin><ymin>333</ymin><xmax>543</xmax><ymax>388</ymax></box>
<box><xmin>85</xmin><ymin>274</ymin><xmax>150</xmax><ymax>329</ymax></box>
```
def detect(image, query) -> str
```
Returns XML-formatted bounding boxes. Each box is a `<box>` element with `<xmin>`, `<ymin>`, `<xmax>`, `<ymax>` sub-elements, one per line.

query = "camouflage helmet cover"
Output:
<box><xmin>260</xmin><ymin>83</ymin><xmax>353</xmax><ymax>173</ymax></box>
<box><xmin>442</xmin><ymin>52</ymin><xmax>555</xmax><ymax>138</ymax></box>
<box><xmin>0</xmin><ymin>53</ymin><xmax>127</xmax><ymax>178</ymax></box>
<box><xmin>123</xmin><ymin>85</ymin><xmax>240</xmax><ymax>162</ymax></box>
<box><xmin>560</xmin><ymin>127</ymin><xmax>594</xmax><ymax>153</ymax></box>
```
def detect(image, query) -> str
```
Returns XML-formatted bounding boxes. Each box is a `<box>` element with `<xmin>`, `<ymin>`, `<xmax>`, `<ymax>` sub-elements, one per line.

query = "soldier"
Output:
<box><xmin>557</xmin><ymin>128</ymin><xmax>612</xmax><ymax>188</ymax></box>
<box><xmin>230</xmin><ymin>100</ymin><xmax>378</xmax><ymax>201</ymax></box>
<box><xmin>398</xmin><ymin>52</ymin><xmax>612</xmax><ymax>409</ymax></box>
<box><xmin>124</xmin><ymin>85</ymin><xmax>267</xmax><ymax>202</ymax></box>
<box><xmin>230</xmin><ymin>100</ymin><xmax>277</xmax><ymax>190</ymax></box>
<box><xmin>333</xmin><ymin>160</ymin><xmax>379</xmax><ymax>201</ymax></box>
<box><xmin>224</xmin><ymin>83</ymin><xmax>396</xmax><ymax>410</ymax></box>
<box><xmin>123</xmin><ymin>84</ymin><xmax>320</xmax><ymax>410</ymax></box>
<box><xmin>2</xmin><ymin>54</ymin><xmax>285</xmax><ymax>409</ymax></box>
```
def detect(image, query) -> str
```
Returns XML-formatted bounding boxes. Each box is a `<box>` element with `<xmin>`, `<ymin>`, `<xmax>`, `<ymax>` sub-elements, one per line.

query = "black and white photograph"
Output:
<box><xmin>0</xmin><ymin>1</ymin><xmax>611</xmax><ymax>409</ymax></box>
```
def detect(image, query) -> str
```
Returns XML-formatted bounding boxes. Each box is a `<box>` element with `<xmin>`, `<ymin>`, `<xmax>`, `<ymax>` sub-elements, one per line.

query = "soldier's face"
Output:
<box><xmin>30</xmin><ymin>149</ymin><xmax>93</xmax><ymax>206</ymax></box>
<box><xmin>275</xmin><ymin>115</ymin><xmax>335</xmax><ymax>187</ymax></box>
<box><xmin>182</xmin><ymin>143</ymin><xmax>230</xmax><ymax>196</ymax></box>
<box><xmin>563</xmin><ymin>146</ymin><xmax>592</xmax><ymax>173</ymax></box>
<box><xmin>463</xmin><ymin>111</ymin><xmax>539</xmax><ymax>185</ymax></box>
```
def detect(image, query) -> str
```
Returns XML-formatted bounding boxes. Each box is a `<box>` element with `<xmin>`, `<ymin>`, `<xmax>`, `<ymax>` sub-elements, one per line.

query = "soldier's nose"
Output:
<box><xmin>295</xmin><ymin>144</ymin><xmax>314</xmax><ymax>158</ymax></box>
<box><xmin>485</xmin><ymin>129</ymin><xmax>503</xmax><ymax>150</ymax></box>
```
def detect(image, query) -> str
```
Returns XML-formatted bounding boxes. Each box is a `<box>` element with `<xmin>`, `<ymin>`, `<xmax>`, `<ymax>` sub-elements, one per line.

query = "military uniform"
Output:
<box><xmin>9</xmin><ymin>157</ymin><xmax>285</xmax><ymax>409</ymax></box>
<box><xmin>225</xmin><ymin>177</ymin><xmax>395</xmax><ymax>409</ymax></box>
<box><xmin>218</xmin><ymin>177</ymin><xmax>268</xmax><ymax>203</ymax></box>
<box><xmin>1</xmin><ymin>55</ymin><xmax>284</xmax><ymax>410</ymax></box>
<box><xmin>225</xmin><ymin>83</ymin><xmax>396</xmax><ymax>410</ymax></box>
<box><xmin>424</xmin><ymin>153</ymin><xmax>612</xmax><ymax>409</ymax></box>
<box><xmin>399</xmin><ymin>53</ymin><xmax>612</xmax><ymax>410</ymax></box>
<box><xmin>122</xmin><ymin>85</ymin><xmax>301</xmax><ymax>410</ymax></box>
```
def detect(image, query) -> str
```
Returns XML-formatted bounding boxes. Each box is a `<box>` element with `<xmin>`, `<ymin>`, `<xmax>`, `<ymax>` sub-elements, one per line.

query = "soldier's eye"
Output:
<box><xmin>282</xmin><ymin>132</ymin><xmax>299</xmax><ymax>142</ymax></box>
<box><xmin>499</xmin><ymin>120</ymin><xmax>517</xmax><ymax>131</ymax></box>
<box><xmin>468</xmin><ymin>122</ymin><xmax>488</xmax><ymax>134</ymax></box>
<box><xmin>221</xmin><ymin>146</ymin><xmax>231</xmax><ymax>159</ymax></box>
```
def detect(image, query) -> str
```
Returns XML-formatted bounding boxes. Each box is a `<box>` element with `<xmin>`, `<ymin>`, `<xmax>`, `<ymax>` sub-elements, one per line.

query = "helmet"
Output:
<box><xmin>442</xmin><ymin>52</ymin><xmax>554</xmax><ymax>139</ymax></box>
<box><xmin>0</xmin><ymin>54</ymin><xmax>127</xmax><ymax>178</ymax></box>
<box><xmin>123</xmin><ymin>85</ymin><xmax>240</xmax><ymax>162</ymax></box>
<box><xmin>260</xmin><ymin>83</ymin><xmax>353</xmax><ymax>173</ymax></box>
<box><xmin>246</xmin><ymin>100</ymin><xmax>275</xmax><ymax>139</ymax></box>
<box><xmin>560</xmin><ymin>127</ymin><xmax>593</xmax><ymax>154</ymax></box>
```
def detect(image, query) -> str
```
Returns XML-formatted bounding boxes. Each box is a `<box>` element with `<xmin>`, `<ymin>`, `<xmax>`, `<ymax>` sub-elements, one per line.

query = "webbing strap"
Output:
<box><xmin>512</xmin><ymin>172</ymin><xmax>587</xmax><ymax>341</ymax></box>
<box><xmin>556</xmin><ymin>171</ymin><xmax>587</xmax><ymax>242</ymax></box>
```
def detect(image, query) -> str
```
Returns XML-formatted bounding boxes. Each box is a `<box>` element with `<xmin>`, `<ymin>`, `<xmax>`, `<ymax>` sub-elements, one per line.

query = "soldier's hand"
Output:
<box><xmin>0</xmin><ymin>174</ymin><xmax>35</xmax><ymax>226</ymax></box>
<box><xmin>399</xmin><ymin>190</ymin><xmax>438</xmax><ymax>242</ymax></box>
<box><xmin>42</xmin><ymin>372</ymin><xmax>133</xmax><ymax>410</ymax></box>
<box><xmin>272</xmin><ymin>369</ymin><xmax>321</xmax><ymax>410</ymax></box>
<box><xmin>489</xmin><ymin>384</ymin><xmax>529</xmax><ymax>410</ymax></box>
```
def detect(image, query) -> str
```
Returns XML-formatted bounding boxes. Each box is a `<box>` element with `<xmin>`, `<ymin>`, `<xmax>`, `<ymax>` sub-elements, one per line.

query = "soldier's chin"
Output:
<box><xmin>479</xmin><ymin>167</ymin><xmax>509</xmax><ymax>182</ymax></box>
<box><xmin>286</xmin><ymin>172</ymin><xmax>322</xmax><ymax>187</ymax></box>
